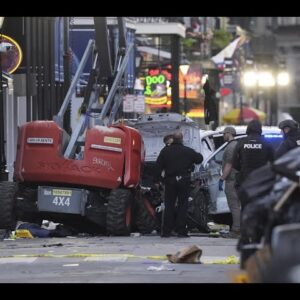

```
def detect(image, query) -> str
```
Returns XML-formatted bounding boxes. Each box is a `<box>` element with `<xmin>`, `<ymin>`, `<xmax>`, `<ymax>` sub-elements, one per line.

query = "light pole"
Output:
<box><xmin>180</xmin><ymin>64</ymin><xmax>189</xmax><ymax>115</ymax></box>
<box><xmin>0</xmin><ymin>18</ymin><xmax>8</xmax><ymax>181</ymax></box>
<box><xmin>273</xmin><ymin>70</ymin><xmax>290</xmax><ymax>124</ymax></box>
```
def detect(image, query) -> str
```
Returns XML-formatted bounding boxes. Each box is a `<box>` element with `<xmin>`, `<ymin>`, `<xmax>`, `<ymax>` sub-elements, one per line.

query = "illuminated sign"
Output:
<box><xmin>0</xmin><ymin>34</ymin><xmax>23</xmax><ymax>74</ymax></box>
<box><xmin>179</xmin><ymin>64</ymin><xmax>202</xmax><ymax>100</ymax></box>
<box><xmin>144</xmin><ymin>69</ymin><xmax>171</xmax><ymax>105</ymax></box>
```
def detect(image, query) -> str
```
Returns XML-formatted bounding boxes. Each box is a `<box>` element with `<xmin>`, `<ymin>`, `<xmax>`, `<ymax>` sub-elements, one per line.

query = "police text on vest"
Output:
<box><xmin>244</xmin><ymin>144</ymin><xmax>262</xmax><ymax>149</ymax></box>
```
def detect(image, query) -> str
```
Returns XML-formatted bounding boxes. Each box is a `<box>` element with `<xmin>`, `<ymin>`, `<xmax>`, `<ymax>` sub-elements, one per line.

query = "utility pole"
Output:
<box><xmin>63</xmin><ymin>17</ymin><xmax>71</xmax><ymax>134</ymax></box>
<box><xmin>0</xmin><ymin>28</ymin><xmax>8</xmax><ymax>181</ymax></box>
<box><xmin>170</xmin><ymin>35</ymin><xmax>180</xmax><ymax>113</ymax></box>
<box><xmin>270</xmin><ymin>87</ymin><xmax>278</xmax><ymax>125</ymax></box>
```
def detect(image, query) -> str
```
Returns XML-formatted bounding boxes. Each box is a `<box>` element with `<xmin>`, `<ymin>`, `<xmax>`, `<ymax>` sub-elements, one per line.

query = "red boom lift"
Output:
<box><xmin>0</xmin><ymin>17</ymin><xmax>144</xmax><ymax>235</ymax></box>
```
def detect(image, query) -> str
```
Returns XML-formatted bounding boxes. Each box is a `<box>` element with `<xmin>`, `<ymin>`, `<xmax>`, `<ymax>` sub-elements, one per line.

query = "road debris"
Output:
<box><xmin>166</xmin><ymin>245</ymin><xmax>202</xmax><ymax>263</ymax></box>
<box><xmin>147</xmin><ymin>265</ymin><xmax>175</xmax><ymax>271</ymax></box>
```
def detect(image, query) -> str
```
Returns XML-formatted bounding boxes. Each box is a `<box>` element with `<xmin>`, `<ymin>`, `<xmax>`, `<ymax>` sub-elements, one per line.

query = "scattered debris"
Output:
<box><xmin>15</xmin><ymin>229</ymin><xmax>34</xmax><ymax>239</ymax></box>
<box><xmin>42</xmin><ymin>220</ymin><xmax>60</xmax><ymax>230</ymax></box>
<box><xmin>130</xmin><ymin>232</ymin><xmax>141</xmax><ymax>237</ymax></box>
<box><xmin>147</xmin><ymin>265</ymin><xmax>175</xmax><ymax>271</ymax></box>
<box><xmin>16</xmin><ymin>222</ymin><xmax>78</xmax><ymax>238</ymax></box>
<box><xmin>3</xmin><ymin>232</ymin><xmax>16</xmax><ymax>240</ymax></box>
<box><xmin>63</xmin><ymin>264</ymin><xmax>79</xmax><ymax>267</ymax></box>
<box><xmin>209</xmin><ymin>231</ymin><xmax>220</xmax><ymax>238</ymax></box>
<box><xmin>207</xmin><ymin>222</ymin><xmax>230</xmax><ymax>233</ymax></box>
<box><xmin>42</xmin><ymin>243</ymin><xmax>63</xmax><ymax>247</ymax></box>
<box><xmin>166</xmin><ymin>245</ymin><xmax>202</xmax><ymax>264</ymax></box>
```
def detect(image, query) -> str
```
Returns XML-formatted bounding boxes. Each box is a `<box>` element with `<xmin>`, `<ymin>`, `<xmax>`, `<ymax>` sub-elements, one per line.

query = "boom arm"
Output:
<box><xmin>54</xmin><ymin>17</ymin><xmax>134</xmax><ymax>159</ymax></box>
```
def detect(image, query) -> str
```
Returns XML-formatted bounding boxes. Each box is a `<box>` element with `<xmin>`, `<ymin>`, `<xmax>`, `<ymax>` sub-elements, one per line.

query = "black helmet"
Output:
<box><xmin>278</xmin><ymin>119</ymin><xmax>299</xmax><ymax>131</ymax></box>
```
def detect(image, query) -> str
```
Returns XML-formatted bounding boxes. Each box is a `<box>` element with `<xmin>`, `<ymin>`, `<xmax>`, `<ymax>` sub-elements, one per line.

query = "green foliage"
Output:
<box><xmin>211</xmin><ymin>29</ymin><xmax>233</xmax><ymax>51</ymax></box>
<box><xmin>183</xmin><ymin>38</ymin><xmax>197</xmax><ymax>49</ymax></box>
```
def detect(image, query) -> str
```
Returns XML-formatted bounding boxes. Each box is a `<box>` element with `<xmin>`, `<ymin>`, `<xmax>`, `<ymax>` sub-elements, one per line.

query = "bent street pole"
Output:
<box><xmin>171</xmin><ymin>35</ymin><xmax>180</xmax><ymax>113</ymax></box>
<box><xmin>0</xmin><ymin>39</ymin><xmax>8</xmax><ymax>181</ymax></box>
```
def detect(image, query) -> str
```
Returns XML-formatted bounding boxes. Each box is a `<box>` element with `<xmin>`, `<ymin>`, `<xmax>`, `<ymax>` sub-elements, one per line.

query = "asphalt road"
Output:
<box><xmin>0</xmin><ymin>234</ymin><xmax>240</xmax><ymax>283</ymax></box>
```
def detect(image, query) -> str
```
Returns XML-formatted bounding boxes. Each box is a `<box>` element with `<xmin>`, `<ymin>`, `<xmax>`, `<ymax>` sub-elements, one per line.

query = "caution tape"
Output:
<box><xmin>0</xmin><ymin>253</ymin><xmax>239</xmax><ymax>264</ymax></box>
<box><xmin>203</xmin><ymin>255</ymin><xmax>240</xmax><ymax>264</ymax></box>
<box><xmin>0</xmin><ymin>253</ymin><xmax>167</xmax><ymax>260</ymax></box>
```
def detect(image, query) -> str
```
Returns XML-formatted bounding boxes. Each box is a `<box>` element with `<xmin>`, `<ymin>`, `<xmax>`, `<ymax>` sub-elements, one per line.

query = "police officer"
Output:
<box><xmin>274</xmin><ymin>119</ymin><xmax>300</xmax><ymax>160</ymax></box>
<box><xmin>219</xmin><ymin>126</ymin><xmax>240</xmax><ymax>238</ymax></box>
<box><xmin>163</xmin><ymin>134</ymin><xmax>174</xmax><ymax>146</ymax></box>
<box><xmin>233</xmin><ymin>120</ymin><xmax>274</xmax><ymax>209</ymax></box>
<box><xmin>155</xmin><ymin>131</ymin><xmax>203</xmax><ymax>237</ymax></box>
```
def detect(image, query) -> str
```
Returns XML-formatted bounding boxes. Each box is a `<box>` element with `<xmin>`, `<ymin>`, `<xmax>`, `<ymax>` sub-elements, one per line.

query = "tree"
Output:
<box><xmin>211</xmin><ymin>29</ymin><xmax>233</xmax><ymax>55</ymax></box>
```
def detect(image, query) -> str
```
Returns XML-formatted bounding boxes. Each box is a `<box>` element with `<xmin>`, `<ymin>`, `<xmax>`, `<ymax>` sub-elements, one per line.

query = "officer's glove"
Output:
<box><xmin>218</xmin><ymin>179</ymin><xmax>224</xmax><ymax>191</ymax></box>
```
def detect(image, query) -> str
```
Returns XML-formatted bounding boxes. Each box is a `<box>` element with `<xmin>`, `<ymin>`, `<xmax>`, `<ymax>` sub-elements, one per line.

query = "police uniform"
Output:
<box><xmin>155</xmin><ymin>138</ymin><xmax>203</xmax><ymax>237</ymax></box>
<box><xmin>221</xmin><ymin>137</ymin><xmax>240</xmax><ymax>233</ymax></box>
<box><xmin>233</xmin><ymin>120</ymin><xmax>274</xmax><ymax>208</ymax></box>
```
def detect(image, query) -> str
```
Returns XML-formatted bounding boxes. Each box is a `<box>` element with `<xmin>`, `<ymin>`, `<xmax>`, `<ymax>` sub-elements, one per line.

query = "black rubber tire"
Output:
<box><xmin>187</xmin><ymin>188</ymin><xmax>210</xmax><ymax>232</ymax></box>
<box><xmin>16</xmin><ymin>185</ymin><xmax>42</xmax><ymax>224</ymax></box>
<box><xmin>106</xmin><ymin>188</ymin><xmax>133</xmax><ymax>236</ymax></box>
<box><xmin>0</xmin><ymin>182</ymin><xmax>18</xmax><ymax>230</ymax></box>
<box><xmin>135</xmin><ymin>194</ymin><xmax>158</xmax><ymax>234</ymax></box>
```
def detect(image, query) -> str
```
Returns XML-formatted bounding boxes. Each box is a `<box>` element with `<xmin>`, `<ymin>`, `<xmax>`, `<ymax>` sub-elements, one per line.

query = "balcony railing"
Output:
<box><xmin>129</xmin><ymin>17</ymin><xmax>185</xmax><ymax>24</ymax></box>
<box><xmin>268</xmin><ymin>17</ymin><xmax>300</xmax><ymax>28</ymax></box>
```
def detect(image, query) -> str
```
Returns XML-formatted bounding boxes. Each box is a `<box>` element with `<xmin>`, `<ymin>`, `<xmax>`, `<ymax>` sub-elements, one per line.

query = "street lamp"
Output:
<box><xmin>242</xmin><ymin>68</ymin><xmax>290</xmax><ymax>125</ymax></box>
<box><xmin>0</xmin><ymin>17</ymin><xmax>8</xmax><ymax>181</ymax></box>
<box><xmin>277</xmin><ymin>71</ymin><xmax>290</xmax><ymax>86</ymax></box>
<box><xmin>180</xmin><ymin>64</ymin><xmax>189</xmax><ymax>115</ymax></box>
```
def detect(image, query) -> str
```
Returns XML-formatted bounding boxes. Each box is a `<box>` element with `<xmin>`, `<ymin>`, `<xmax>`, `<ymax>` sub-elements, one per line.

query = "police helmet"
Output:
<box><xmin>278</xmin><ymin>119</ymin><xmax>299</xmax><ymax>131</ymax></box>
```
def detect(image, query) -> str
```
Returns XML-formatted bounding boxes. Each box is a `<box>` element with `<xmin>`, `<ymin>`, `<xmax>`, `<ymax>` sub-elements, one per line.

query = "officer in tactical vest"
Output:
<box><xmin>232</xmin><ymin>120</ymin><xmax>274</xmax><ymax>209</ymax></box>
<box><xmin>275</xmin><ymin>119</ymin><xmax>300</xmax><ymax>160</ymax></box>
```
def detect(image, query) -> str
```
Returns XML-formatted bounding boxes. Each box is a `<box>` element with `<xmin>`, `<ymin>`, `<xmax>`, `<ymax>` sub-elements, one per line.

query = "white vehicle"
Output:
<box><xmin>128</xmin><ymin>113</ymin><xmax>215</xmax><ymax>232</ymax></box>
<box><xmin>131</xmin><ymin>113</ymin><xmax>203</xmax><ymax>161</ymax></box>
<box><xmin>130</xmin><ymin>113</ymin><xmax>216</xmax><ymax>162</ymax></box>
<box><xmin>200</xmin><ymin>125</ymin><xmax>283</xmax><ymax>222</ymax></box>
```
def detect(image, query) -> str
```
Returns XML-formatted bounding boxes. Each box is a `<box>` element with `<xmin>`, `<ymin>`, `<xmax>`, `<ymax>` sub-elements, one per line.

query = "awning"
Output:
<box><xmin>201</xmin><ymin>59</ymin><xmax>218</xmax><ymax>70</ymax></box>
<box><xmin>135</xmin><ymin>23</ymin><xmax>186</xmax><ymax>38</ymax></box>
<box><xmin>137</xmin><ymin>46</ymin><xmax>171</xmax><ymax>59</ymax></box>
<box><xmin>211</xmin><ymin>37</ymin><xmax>241</xmax><ymax>65</ymax></box>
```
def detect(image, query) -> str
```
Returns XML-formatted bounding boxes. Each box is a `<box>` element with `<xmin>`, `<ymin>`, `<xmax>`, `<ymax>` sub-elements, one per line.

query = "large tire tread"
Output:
<box><xmin>0</xmin><ymin>182</ymin><xmax>18</xmax><ymax>230</ymax></box>
<box><xmin>134</xmin><ymin>194</ymin><xmax>158</xmax><ymax>234</ymax></box>
<box><xmin>187</xmin><ymin>188</ymin><xmax>210</xmax><ymax>232</ymax></box>
<box><xmin>16</xmin><ymin>185</ymin><xmax>41</xmax><ymax>224</ymax></box>
<box><xmin>106</xmin><ymin>188</ymin><xmax>133</xmax><ymax>236</ymax></box>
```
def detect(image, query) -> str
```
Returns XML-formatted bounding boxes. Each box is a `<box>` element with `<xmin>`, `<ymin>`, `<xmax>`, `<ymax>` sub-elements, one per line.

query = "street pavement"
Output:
<box><xmin>0</xmin><ymin>233</ymin><xmax>240</xmax><ymax>283</ymax></box>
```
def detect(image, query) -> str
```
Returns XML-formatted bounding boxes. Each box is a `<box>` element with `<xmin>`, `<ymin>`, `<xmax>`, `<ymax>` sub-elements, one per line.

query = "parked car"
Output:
<box><xmin>199</xmin><ymin>125</ymin><xmax>283</xmax><ymax>224</ymax></box>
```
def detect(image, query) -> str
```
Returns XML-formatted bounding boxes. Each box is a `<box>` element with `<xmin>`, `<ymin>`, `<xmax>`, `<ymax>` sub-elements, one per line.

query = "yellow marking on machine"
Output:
<box><xmin>52</xmin><ymin>189</ymin><xmax>72</xmax><ymax>196</ymax></box>
<box><xmin>104</xmin><ymin>136</ymin><xmax>121</xmax><ymax>144</ymax></box>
